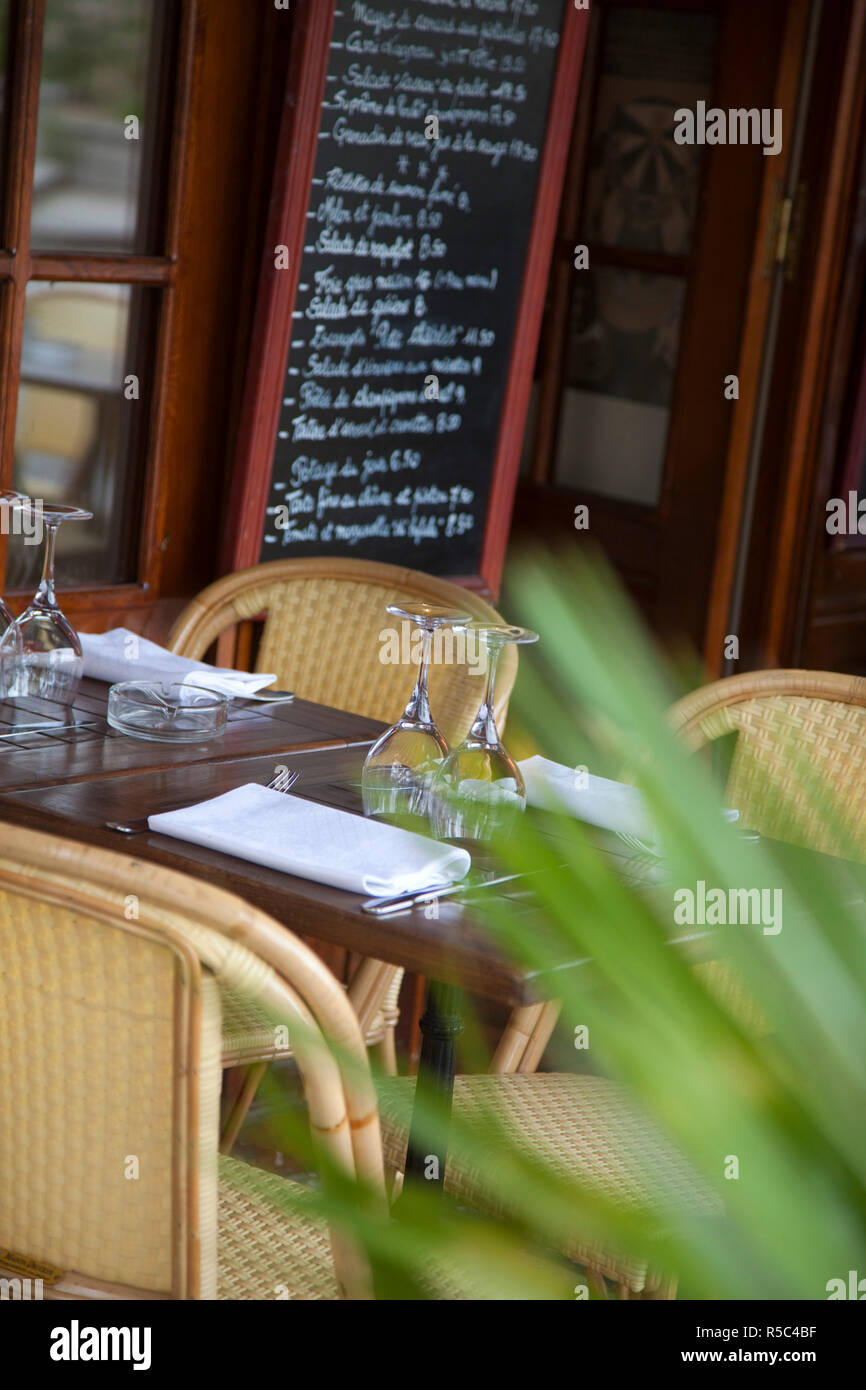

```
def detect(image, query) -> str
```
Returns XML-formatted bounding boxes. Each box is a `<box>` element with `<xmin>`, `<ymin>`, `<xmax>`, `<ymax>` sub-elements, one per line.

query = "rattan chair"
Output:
<box><xmin>168</xmin><ymin>556</ymin><xmax>518</xmax><ymax>747</ymax></box>
<box><xmin>169</xmin><ymin>557</ymin><xmax>526</xmax><ymax>1138</ymax></box>
<box><xmin>218</xmin><ymin>953</ymin><xmax>405</xmax><ymax>1151</ymax></box>
<box><xmin>668</xmin><ymin>667</ymin><xmax>866</xmax><ymax>857</ymax></box>
<box><xmin>668</xmin><ymin>667</ymin><xmax>866</xmax><ymax>1025</ymax></box>
<box><xmin>0</xmin><ymin>822</ymin><xmax>390</xmax><ymax>1299</ymax></box>
<box><xmin>0</xmin><ymin>822</ymin><xmax>719</xmax><ymax>1300</ymax></box>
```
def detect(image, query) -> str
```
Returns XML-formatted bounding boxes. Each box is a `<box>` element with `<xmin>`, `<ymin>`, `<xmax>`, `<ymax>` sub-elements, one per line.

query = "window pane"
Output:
<box><xmin>10</xmin><ymin>282</ymin><xmax>155</xmax><ymax>588</ymax></box>
<box><xmin>582</xmin><ymin>7</ymin><xmax>719</xmax><ymax>256</ymax></box>
<box><xmin>31</xmin><ymin>0</ymin><xmax>172</xmax><ymax>253</ymax></box>
<box><xmin>552</xmin><ymin>268</ymin><xmax>686</xmax><ymax>505</ymax></box>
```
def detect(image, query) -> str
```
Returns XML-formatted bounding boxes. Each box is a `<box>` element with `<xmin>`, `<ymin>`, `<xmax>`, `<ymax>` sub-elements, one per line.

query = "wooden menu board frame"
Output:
<box><xmin>225</xmin><ymin>1</ymin><xmax>589</xmax><ymax>597</ymax></box>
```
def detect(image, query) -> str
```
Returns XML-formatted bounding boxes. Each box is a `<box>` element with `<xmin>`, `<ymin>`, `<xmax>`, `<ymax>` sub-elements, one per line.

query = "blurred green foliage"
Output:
<box><xmin>235</xmin><ymin>549</ymin><xmax>866</xmax><ymax>1300</ymax></box>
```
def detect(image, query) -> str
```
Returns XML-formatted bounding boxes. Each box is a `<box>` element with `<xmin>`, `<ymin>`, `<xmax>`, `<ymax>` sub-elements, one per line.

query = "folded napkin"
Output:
<box><xmin>80</xmin><ymin>628</ymin><xmax>276</xmax><ymax>699</ymax></box>
<box><xmin>520</xmin><ymin>756</ymin><xmax>739</xmax><ymax>841</ymax></box>
<box><xmin>520</xmin><ymin>756</ymin><xmax>653</xmax><ymax>837</ymax></box>
<box><xmin>148</xmin><ymin>784</ymin><xmax>471</xmax><ymax>897</ymax></box>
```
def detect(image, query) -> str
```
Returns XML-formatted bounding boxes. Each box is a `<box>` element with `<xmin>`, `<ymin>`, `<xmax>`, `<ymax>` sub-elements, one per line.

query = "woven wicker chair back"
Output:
<box><xmin>169</xmin><ymin>557</ymin><xmax>518</xmax><ymax>746</ymax></box>
<box><xmin>668</xmin><ymin>668</ymin><xmax>866</xmax><ymax>858</ymax></box>
<box><xmin>0</xmin><ymin>825</ymin><xmax>384</xmax><ymax>1298</ymax></box>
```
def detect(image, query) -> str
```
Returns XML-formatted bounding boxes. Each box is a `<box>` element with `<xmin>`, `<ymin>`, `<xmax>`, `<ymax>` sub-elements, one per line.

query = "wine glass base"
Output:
<box><xmin>2</xmin><ymin>658</ymin><xmax>83</xmax><ymax>704</ymax></box>
<box><xmin>361</xmin><ymin>764</ymin><xmax>439</xmax><ymax>824</ymax></box>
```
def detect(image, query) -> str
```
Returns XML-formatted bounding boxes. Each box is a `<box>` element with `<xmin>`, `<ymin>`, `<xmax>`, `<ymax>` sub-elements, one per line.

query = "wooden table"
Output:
<box><xmin>0</xmin><ymin>679</ymin><xmax>577</xmax><ymax>1003</ymax></box>
<box><xmin>0</xmin><ymin>680</ymin><xmax>599</xmax><ymax>1190</ymax></box>
<box><xmin>2</xmin><ymin>680</ymin><xmax>777</xmax><ymax>1192</ymax></box>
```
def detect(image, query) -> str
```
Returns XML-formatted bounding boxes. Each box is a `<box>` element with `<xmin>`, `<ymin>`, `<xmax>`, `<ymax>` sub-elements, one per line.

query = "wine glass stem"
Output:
<box><xmin>34</xmin><ymin>521</ymin><xmax>59</xmax><ymax>610</ymax></box>
<box><xmin>404</xmin><ymin>626</ymin><xmax>433</xmax><ymax>724</ymax></box>
<box><xmin>470</xmin><ymin>643</ymin><xmax>501</xmax><ymax>744</ymax></box>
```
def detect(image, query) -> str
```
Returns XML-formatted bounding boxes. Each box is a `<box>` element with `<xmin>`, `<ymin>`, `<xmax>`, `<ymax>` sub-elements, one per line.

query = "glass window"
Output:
<box><xmin>31</xmin><ymin>0</ymin><xmax>168</xmax><ymax>252</ymax></box>
<box><xmin>552</xmin><ymin>268</ymin><xmax>687</xmax><ymax>505</ymax></box>
<box><xmin>582</xmin><ymin>7</ymin><xmax>719</xmax><ymax>257</ymax></box>
<box><xmin>547</xmin><ymin>7</ymin><xmax>719</xmax><ymax>506</ymax></box>
<box><xmin>10</xmin><ymin>282</ymin><xmax>155</xmax><ymax>588</ymax></box>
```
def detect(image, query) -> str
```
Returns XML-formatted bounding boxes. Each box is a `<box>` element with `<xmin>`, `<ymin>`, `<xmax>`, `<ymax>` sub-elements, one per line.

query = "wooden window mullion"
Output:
<box><xmin>134</xmin><ymin>0</ymin><xmax>196</xmax><ymax>595</ymax></box>
<box><xmin>528</xmin><ymin>3</ymin><xmax>601</xmax><ymax>487</ymax></box>
<box><xmin>28</xmin><ymin>256</ymin><xmax>175</xmax><ymax>285</ymax></box>
<box><xmin>2</xmin><ymin>0</ymin><xmax>43</xmax><ymax>257</ymax></box>
<box><xmin>0</xmin><ymin>0</ymin><xmax>43</xmax><ymax>501</ymax></box>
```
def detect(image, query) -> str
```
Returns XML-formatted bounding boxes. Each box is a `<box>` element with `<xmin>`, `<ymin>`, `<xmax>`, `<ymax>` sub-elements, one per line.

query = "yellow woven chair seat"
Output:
<box><xmin>218</xmin><ymin>1156</ymin><xmax>339</xmax><ymax>1300</ymax></box>
<box><xmin>377</xmin><ymin>1073</ymin><xmax>719</xmax><ymax>1293</ymax></box>
<box><xmin>217</xmin><ymin>1156</ymin><xmax>502</xmax><ymax>1300</ymax></box>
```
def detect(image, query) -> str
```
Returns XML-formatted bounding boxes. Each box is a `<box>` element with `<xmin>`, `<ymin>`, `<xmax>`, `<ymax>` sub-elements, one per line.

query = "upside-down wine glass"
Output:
<box><xmin>432</xmin><ymin>624</ymin><xmax>539</xmax><ymax>842</ymax></box>
<box><xmin>0</xmin><ymin>492</ymin><xmax>27</xmax><ymax>674</ymax></box>
<box><xmin>0</xmin><ymin>501</ymin><xmax>93</xmax><ymax>703</ymax></box>
<box><xmin>0</xmin><ymin>492</ymin><xmax>23</xmax><ymax>637</ymax></box>
<box><xmin>361</xmin><ymin>601</ymin><xmax>471</xmax><ymax>821</ymax></box>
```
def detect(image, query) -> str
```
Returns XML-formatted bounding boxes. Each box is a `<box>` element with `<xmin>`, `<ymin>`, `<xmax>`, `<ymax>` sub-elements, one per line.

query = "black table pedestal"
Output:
<box><xmin>404</xmin><ymin>980</ymin><xmax>464</xmax><ymax>1191</ymax></box>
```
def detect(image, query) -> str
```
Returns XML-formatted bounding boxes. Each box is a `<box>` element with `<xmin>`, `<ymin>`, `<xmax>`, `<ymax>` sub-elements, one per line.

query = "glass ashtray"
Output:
<box><xmin>107</xmin><ymin>681</ymin><xmax>228</xmax><ymax>743</ymax></box>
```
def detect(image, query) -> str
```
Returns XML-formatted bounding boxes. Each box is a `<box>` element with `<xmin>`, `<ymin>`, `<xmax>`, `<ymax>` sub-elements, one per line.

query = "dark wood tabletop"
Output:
<box><xmin>0</xmin><ymin>680</ymin><xmax>759</xmax><ymax>1007</ymax></box>
<box><xmin>0</xmin><ymin>681</ymin><xmax>596</xmax><ymax>1005</ymax></box>
<box><xmin>0</xmin><ymin>678</ymin><xmax>384</xmax><ymax>792</ymax></box>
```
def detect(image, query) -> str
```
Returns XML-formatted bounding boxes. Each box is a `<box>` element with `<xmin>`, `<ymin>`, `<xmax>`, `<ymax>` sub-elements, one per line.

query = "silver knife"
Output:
<box><xmin>361</xmin><ymin>869</ymin><xmax>540</xmax><ymax>916</ymax></box>
<box><xmin>105</xmin><ymin>804</ymin><xmax>199</xmax><ymax>835</ymax></box>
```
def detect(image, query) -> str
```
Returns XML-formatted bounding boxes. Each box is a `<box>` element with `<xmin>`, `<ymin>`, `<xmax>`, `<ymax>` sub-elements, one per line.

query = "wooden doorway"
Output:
<box><xmin>513</xmin><ymin>0</ymin><xmax>807</xmax><ymax>652</ymax></box>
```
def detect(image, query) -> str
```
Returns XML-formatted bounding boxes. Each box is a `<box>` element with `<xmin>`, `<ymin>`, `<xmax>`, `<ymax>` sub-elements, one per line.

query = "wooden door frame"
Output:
<box><xmin>764</xmin><ymin>0</ymin><xmax>866</xmax><ymax>666</ymax></box>
<box><xmin>514</xmin><ymin>0</ymin><xmax>792</xmax><ymax>647</ymax></box>
<box><xmin>705</xmin><ymin>0</ymin><xmax>866</xmax><ymax>672</ymax></box>
<box><xmin>702</xmin><ymin>0</ymin><xmax>814</xmax><ymax>671</ymax></box>
<box><xmin>791</xmin><ymin>103</ymin><xmax>866</xmax><ymax>672</ymax></box>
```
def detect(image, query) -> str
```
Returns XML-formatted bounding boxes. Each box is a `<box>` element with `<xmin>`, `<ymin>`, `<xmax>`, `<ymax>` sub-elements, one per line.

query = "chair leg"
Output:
<box><xmin>642</xmin><ymin>1275</ymin><xmax>678</xmax><ymax>1300</ymax></box>
<box><xmin>491</xmin><ymin>999</ymin><xmax>561</xmax><ymax>1074</ymax></box>
<box><xmin>584</xmin><ymin>1268</ymin><xmax>608</xmax><ymax>1299</ymax></box>
<box><xmin>221</xmin><ymin>1062</ymin><xmax>245</xmax><ymax>1113</ymax></box>
<box><xmin>220</xmin><ymin>1060</ymin><xmax>268</xmax><ymax>1154</ymax></box>
<box><xmin>490</xmin><ymin>1003</ymin><xmax>545</xmax><ymax>1073</ymax></box>
<box><xmin>370</xmin><ymin>1023</ymin><xmax>399</xmax><ymax>1076</ymax></box>
<box><xmin>517</xmin><ymin>999</ymin><xmax>561</xmax><ymax>1074</ymax></box>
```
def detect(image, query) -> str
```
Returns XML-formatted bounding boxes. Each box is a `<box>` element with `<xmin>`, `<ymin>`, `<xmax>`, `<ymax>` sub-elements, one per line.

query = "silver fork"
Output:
<box><xmin>266</xmin><ymin>767</ymin><xmax>300</xmax><ymax>793</ymax></box>
<box><xmin>105</xmin><ymin>767</ymin><xmax>300</xmax><ymax>834</ymax></box>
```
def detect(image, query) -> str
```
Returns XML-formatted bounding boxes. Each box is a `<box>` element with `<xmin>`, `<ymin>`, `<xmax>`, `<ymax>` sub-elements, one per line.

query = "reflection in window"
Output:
<box><xmin>548</xmin><ymin>7</ymin><xmax>720</xmax><ymax>508</ymax></box>
<box><xmin>583</xmin><ymin>7</ymin><xmax>719</xmax><ymax>257</ymax></box>
<box><xmin>10</xmin><ymin>283</ymin><xmax>152</xmax><ymax>587</ymax></box>
<box><xmin>553</xmin><ymin>269</ymin><xmax>686</xmax><ymax>505</ymax></box>
<box><xmin>31</xmin><ymin>0</ymin><xmax>166</xmax><ymax>252</ymax></box>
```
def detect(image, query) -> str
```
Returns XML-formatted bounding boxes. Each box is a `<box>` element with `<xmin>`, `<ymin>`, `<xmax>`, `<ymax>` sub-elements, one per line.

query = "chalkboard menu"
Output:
<box><xmin>237</xmin><ymin>1</ymin><xmax>581</xmax><ymax>588</ymax></box>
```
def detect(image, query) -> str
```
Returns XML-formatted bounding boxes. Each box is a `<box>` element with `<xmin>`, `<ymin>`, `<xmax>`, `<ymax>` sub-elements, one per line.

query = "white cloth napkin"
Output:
<box><xmin>520</xmin><ymin>756</ymin><xmax>653</xmax><ymax>837</ymax></box>
<box><xmin>80</xmin><ymin>628</ymin><xmax>276</xmax><ymax>699</ymax></box>
<box><xmin>520</xmin><ymin>756</ymin><xmax>738</xmax><ymax>840</ymax></box>
<box><xmin>148</xmin><ymin>784</ymin><xmax>472</xmax><ymax>897</ymax></box>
